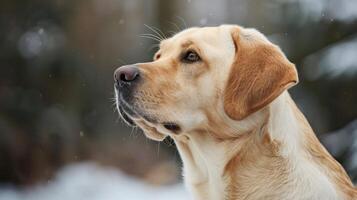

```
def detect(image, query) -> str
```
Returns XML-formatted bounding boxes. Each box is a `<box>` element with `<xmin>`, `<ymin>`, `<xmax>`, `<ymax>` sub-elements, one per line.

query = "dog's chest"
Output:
<box><xmin>222</xmin><ymin>159</ymin><xmax>342</xmax><ymax>200</ymax></box>
<box><xmin>179</xmin><ymin>141</ymin><xmax>343</xmax><ymax>200</ymax></box>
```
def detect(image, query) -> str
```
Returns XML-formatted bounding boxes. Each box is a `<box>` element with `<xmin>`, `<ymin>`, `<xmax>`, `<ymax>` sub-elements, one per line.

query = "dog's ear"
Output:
<box><xmin>224</xmin><ymin>27</ymin><xmax>298</xmax><ymax>120</ymax></box>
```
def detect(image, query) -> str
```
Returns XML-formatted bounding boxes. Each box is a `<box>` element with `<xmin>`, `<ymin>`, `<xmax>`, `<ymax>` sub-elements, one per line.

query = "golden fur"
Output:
<box><xmin>115</xmin><ymin>25</ymin><xmax>357</xmax><ymax>200</ymax></box>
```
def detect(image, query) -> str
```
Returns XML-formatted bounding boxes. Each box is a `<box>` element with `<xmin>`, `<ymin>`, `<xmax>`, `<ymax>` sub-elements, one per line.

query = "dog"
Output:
<box><xmin>114</xmin><ymin>25</ymin><xmax>357</xmax><ymax>200</ymax></box>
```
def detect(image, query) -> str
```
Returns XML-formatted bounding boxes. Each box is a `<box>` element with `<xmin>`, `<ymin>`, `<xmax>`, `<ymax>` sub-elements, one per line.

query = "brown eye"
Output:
<box><xmin>182</xmin><ymin>51</ymin><xmax>200</xmax><ymax>63</ymax></box>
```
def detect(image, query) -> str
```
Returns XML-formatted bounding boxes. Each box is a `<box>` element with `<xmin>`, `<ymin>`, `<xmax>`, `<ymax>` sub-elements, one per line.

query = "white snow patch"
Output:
<box><xmin>0</xmin><ymin>163</ymin><xmax>190</xmax><ymax>200</ymax></box>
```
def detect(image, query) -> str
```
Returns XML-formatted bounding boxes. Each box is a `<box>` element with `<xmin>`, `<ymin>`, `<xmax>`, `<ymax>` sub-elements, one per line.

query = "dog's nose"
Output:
<box><xmin>114</xmin><ymin>65</ymin><xmax>140</xmax><ymax>86</ymax></box>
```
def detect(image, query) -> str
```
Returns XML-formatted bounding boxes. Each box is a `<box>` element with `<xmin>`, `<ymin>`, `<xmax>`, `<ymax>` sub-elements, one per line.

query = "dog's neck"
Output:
<box><xmin>174</xmin><ymin>92</ymin><xmax>356</xmax><ymax>200</ymax></box>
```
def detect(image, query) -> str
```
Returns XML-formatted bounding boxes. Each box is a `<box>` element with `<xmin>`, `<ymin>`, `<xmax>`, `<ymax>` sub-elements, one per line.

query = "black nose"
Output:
<box><xmin>114</xmin><ymin>65</ymin><xmax>140</xmax><ymax>86</ymax></box>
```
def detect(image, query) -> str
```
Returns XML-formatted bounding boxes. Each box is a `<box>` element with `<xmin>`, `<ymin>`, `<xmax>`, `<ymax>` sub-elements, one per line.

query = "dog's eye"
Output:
<box><xmin>182</xmin><ymin>51</ymin><xmax>200</xmax><ymax>63</ymax></box>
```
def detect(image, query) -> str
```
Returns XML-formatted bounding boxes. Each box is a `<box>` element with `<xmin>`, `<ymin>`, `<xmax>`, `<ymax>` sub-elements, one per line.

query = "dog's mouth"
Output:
<box><xmin>162</xmin><ymin>122</ymin><xmax>181</xmax><ymax>133</ymax></box>
<box><xmin>116</xmin><ymin>93</ymin><xmax>181</xmax><ymax>134</ymax></box>
<box><xmin>117</xmin><ymin>93</ymin><xmax>181</xmax><ymax>133</ymax></box>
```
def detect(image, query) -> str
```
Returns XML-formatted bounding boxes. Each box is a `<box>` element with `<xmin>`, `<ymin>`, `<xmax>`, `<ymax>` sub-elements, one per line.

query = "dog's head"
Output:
<box><xmin>114</xmin><ymin>25</ymin><xmax>298</xmax><ymax>141</ymax></box>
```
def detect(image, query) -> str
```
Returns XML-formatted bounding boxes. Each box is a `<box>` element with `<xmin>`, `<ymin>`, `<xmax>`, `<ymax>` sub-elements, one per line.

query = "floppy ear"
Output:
<box><xmin>224</xmin><ymin>27</ymin><xmax>298</xmax><ymax>120</ymax></box>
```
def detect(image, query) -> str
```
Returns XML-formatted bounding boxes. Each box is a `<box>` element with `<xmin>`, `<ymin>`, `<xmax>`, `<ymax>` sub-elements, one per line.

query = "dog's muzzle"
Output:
<box><xmin>114</xmin><ymin>65</ymin><xmax>141</xmax><ymax>126</ymax></box>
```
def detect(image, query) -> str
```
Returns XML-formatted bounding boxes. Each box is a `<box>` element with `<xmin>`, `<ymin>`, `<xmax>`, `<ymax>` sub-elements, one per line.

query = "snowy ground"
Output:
<box><xmin>0</xmin><ymin>163</ymin><xmax>191</xmax><ymax>200</ymax></box>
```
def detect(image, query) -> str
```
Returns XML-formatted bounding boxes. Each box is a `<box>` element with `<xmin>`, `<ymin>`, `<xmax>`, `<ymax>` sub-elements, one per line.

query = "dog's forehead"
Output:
<box><xmin>161</xmin><ymin>26</ymin><xmax>232</xmax><ymax>50</ymax></box>
<box><xmin>174</xmin><ymin>26</ymin><xmax>219</xmax><ymax>39</ymax></box>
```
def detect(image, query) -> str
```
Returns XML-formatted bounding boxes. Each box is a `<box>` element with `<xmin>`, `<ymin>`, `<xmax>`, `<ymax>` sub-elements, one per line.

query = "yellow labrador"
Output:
<box><xmin>114</xmin><ymin>25</ymin><xmax>357</xmax><ymax>200</ymax></box>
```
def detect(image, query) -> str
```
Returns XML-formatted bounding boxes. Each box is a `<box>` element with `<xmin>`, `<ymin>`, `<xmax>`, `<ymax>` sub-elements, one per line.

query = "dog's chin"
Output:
<box><xmin>135</xmin><ymin>119</ymin><xmax>167</xmax><ymax>141</ymax></box>
<box><xmin>117</xmin><ymin>105</ymin><xmax>166</xmax><ymax>141</ymax></box>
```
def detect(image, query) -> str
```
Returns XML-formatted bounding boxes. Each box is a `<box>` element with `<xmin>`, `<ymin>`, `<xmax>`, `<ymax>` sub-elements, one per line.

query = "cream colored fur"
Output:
<box><xmin>115</xmin><ymin>25</ymin><xmax>357</xmax><ymax>200</ymax></box>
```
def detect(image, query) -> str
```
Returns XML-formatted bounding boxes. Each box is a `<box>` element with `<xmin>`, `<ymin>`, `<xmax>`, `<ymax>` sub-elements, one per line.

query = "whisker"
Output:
<box><xmin>109</xmin><ymin>95</ymin><xmax>118</xmax><ymax>113</ymax></box>
<box><xmin>144</xmin><ymin>24</ymin><xmax>165</xmax><ymax>41</ymax></box>
<box><xmin>134</xmin><ymin>126</ymin><xmax>139</xmax><ymax>138</ymax></box>
<box><xmin>157</xmin><ymin>142</ymin><xmax>161</xmax><ymax>157</ymax></box>
<box><xmin>150</xmin><ymin>25</ymin><xmax>167</xmax><ymax>40</ymax></box>
<box><xmin>139</xmin><ymin>34</ymin><xmax>162</xmax><ymax>42</ymax></box>
<box><xmin>140</xmin><ymin>33</ymin><xmax>163</xmax><ymax>40</ymax></box>
<box><xmin>167</xmin><ymin>21</ymin><xmax>181</xmax><ymax>32</ymax></box>
<box><xmin>167</xmin><ymin>30</ymin><xmax>177</xmax><ymax>36</ymax></box>
<box><xmin>130</xmin><ymin>126</ymin><xmax>135</xmax><ymax>138</ymax></box>
<box><xmin>139</xmin><ymin>36</ymin><xmax>161</xmax><ymax>43</ymax></box>
<box><xmin>148</xmin><ymin>43</ymin><xmax>160</xmax><ymax>52</ymax></box>
<box><xmin>176</xmin><ymin>16</ymin><xmax>188</xmax><ymax>29</ymax></box>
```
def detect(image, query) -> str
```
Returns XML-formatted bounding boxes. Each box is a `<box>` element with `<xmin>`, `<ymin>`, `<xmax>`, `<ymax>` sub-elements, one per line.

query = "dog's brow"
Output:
<box><xmin>181</xmin><ymin>40</ymin><xmax>194</xmax><ymax>48</ymax></box>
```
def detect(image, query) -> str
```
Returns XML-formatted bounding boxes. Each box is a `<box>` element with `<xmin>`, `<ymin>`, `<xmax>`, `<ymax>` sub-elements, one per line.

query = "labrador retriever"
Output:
<box><xmin>114</xmin><ymin>25</ymin><xmax>357</xmax><ymax>200</ymax></box>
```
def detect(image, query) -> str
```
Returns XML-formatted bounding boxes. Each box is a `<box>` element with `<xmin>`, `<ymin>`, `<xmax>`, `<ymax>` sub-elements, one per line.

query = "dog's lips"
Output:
<box><xmin>162</xmin><ymin>122</ymin><xmax>181</xmax><ymax>133</ymax></box>
<box><xmin>118</xmin><ymin>105</ymin><xmax>136</xmax><ymax>126</ymax></box>
<box><xmin>117</xmin><ymin>92</ymin><xmax>157</xmax><ymax>127</ymax></box>
<box><xmin>116</xmin><ymin>90</ymin><xmax>180</xmax><ymax>134</ymax></box>
<box><xmin>117</xmin><ymin>103</ymin><xmax>170</xmax><ymax>141</ymax></box>
<box><xmin>116</xmin><ymin>91</ymin><xmax>139</xmax><ymax>126</ymax></box>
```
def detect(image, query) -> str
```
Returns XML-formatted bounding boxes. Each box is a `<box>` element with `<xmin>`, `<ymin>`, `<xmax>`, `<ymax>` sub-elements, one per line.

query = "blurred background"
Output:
<box><xmin>0</xmin><ymin>0</ymin><xmax>357</xmax><ymax>199</ymax></box>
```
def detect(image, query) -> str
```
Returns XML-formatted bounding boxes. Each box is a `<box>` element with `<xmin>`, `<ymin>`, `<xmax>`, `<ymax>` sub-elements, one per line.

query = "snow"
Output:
<box><xmin>0</xmin><ymin>163</ymin><xmax>191</xmax><ymax>200</ymax></box>
<box><xmin>17</xmin><ymin>25</ymin><xmax>65</xmax><ymax>60</ymax></box>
